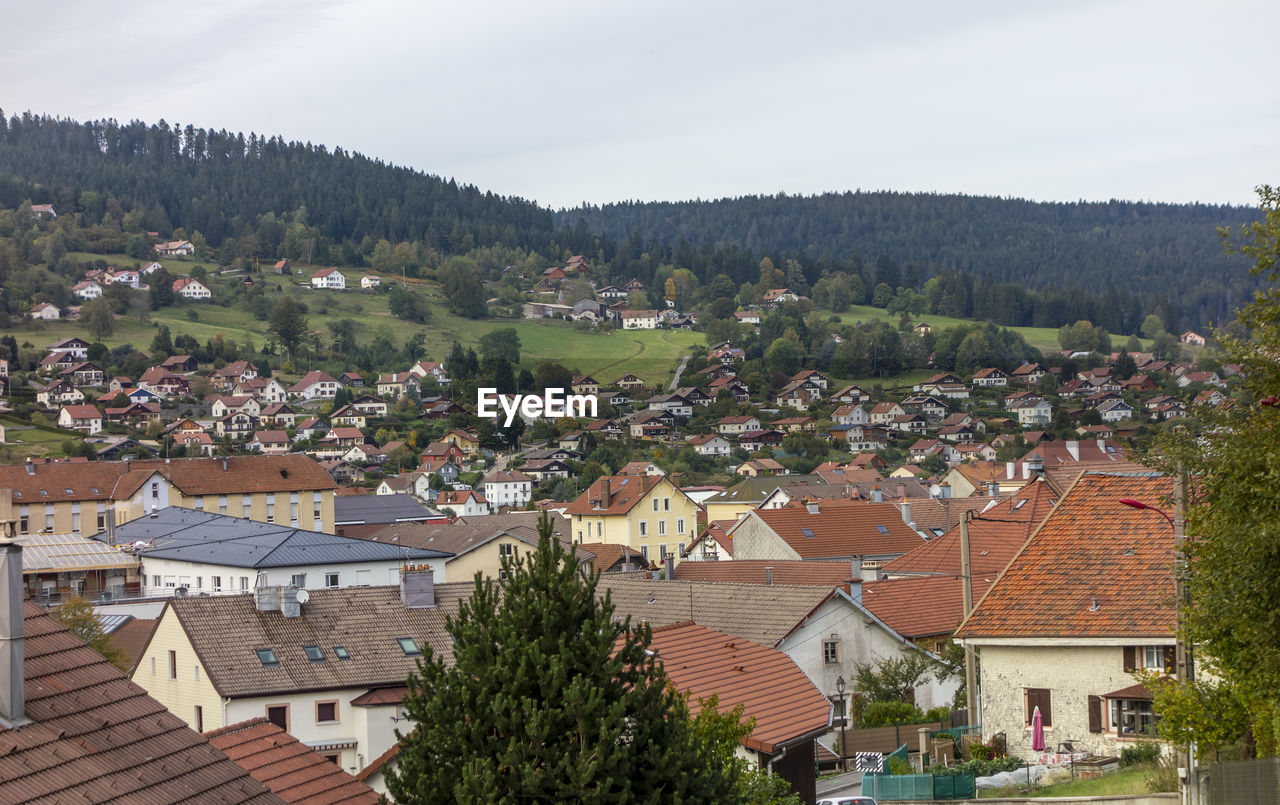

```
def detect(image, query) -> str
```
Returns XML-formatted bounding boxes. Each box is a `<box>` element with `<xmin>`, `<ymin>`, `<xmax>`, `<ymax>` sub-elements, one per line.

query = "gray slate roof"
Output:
<box><xmin>97</xmin><ymin>507</ymin><xmax>450</xmax><ymax>568</ymax></box>
<box><xmin>333</xmin><ymin>494</ymin><xmax>444</xmax><ymax>525</ymax></box>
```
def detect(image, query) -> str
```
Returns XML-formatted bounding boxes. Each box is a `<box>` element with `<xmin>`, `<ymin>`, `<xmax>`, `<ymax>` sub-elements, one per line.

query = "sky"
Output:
<box><xmin>3</xmin><ymin>0</ymin><xmax>1277</xmax><ymax>209</ymax></box>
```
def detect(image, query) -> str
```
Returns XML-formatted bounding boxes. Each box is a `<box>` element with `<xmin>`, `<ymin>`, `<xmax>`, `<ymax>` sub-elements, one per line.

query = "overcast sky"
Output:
<box><xmin>3</xmin><ymin>0</ymin><xmax>1276</xmax><ymax>209</ymax></box>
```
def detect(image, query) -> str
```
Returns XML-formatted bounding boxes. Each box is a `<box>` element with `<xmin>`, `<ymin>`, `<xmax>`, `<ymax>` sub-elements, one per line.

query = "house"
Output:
<box><xmin>206</xmin><ymin>718</ymin><xmax>381</xmax><ymax>803</ymax></box>
<box><xmin>775</xmin><ymin>379</ymin><xmax>823</xmax><ymax>410</ymax></box>
<box><xmin>565</xmin><ymin>475</ymin><xmax>699</xmax><ymax>561</ymax></box>
<box><xmin>620</xmin><ymin>309</ymin><xmax>660</xmax><ymax>329</ymax></box>
<box><xmin>717</xmin><ymin>415</ymin><xmax>762</xmax><ymax>435</ymax></box>
<box><xmin>161</xmin><ymin>354</ymin><xmax>199</xmax><ymax>373</ymax></box>
<box><xmin>35</xmin><ymin>379</ymin><xmax>84</xmax><ymax>408</ymax></box>
<box><xmin>103</xmin><ymin>401</ymin><xmax>162</xmax><ymax>426</ymax></box>
<box><xmin>971</xmin><ymin>367</ymin><xmax>1009</xmax><ymax>387</ymax></box>
<box><xmin>1179</xmin><ymin>330</ymin><xmax>1206</xmax><ymax>346</ymax></box>
<box><xmin>518</xmin><ymin>458</ymin><xmax>573</xmax><ymax>481</ymax></box>
<box><xmin>104</xmin><ymin>507</ymin><xmax>447</xmax><ymax>597</ymax></box>
<box><xmin>29</xmin><ymin>302</ymin><xmax>60</xmax><ymax>320</ymax></box>
<box><xmin>330</xmin><ymin>404</ymin><xmax>368</xmax><ymax>429</ymax></box>
<box><xmin>597</xmin><ymin>285</ymin><xmax>628</xmax><ymax>301</ymax></box>
<box><xmin>772</xmin><ymin>416</ymin><xmax>816</xmax><ymax>434</ymax></box>
<box><xmin>172</xmin><ymin>277</ymin><xmax>212</xmax><ymax>299</ymax></box>
<box><xmin>30</xmin><ymin>202</ymin><xmax>56</xmax><ymax>217</ymax></box>
<box><xmin>918</xmin><ymin>372</ymin><xmax>970</xmax><ymax>399</ymax></box>
<box><xmin>613</xmin><ymin>373</ymin><xmax>647</xmax><ymax>392</ymax></box>
<box><xmin>571</xmin><ymin>374</ymin><xmax>599</xmax><ymax>396</ymax></box>
<box><xmin>831</xmin><ymin>404</ymin><xmax>868</xmax><ymax>426</ymax></box>
<box><xmin>376</xmin><ymin>372</ymin><xmax>419</xmax><ymax>399</ymax></box>
<box><xmin>482</xmin><ymin>470</ymin><xmax>534</xmax><ymax>508</ymax></box>
<box><xmin>57</xmin><ymin>404</ymin><xmax>103</xmax><ymax>434</ymax></box>
<box><xmin>1011</xmin><ymin>363</ymin><xmax>1047</xmax><ymax>385</ymax></box>
<box><xmin>434</xmin><ymin>489</ymin><xmax>491</xmax><ymax>518</ymax></box>
<box><xmin>1098</xmin><ymin>398</ymin><xmax>1135</xmax><ymax>422</ymax></box>
<box><xmin>311</xmin><ymin>267</ymin><xmax>346</xmax><ymax>289</ymax></box>
<box><xmin>733</xmin><ymin>458</ymin><xmax>786</xmax><ymax>477</ymax></box>
<box><xmin>73</xmin><ymin>279</ymin><xmax>103</xmax><ymax>299</ymax></box>
<box><xmin>638</xmin><ymin>622</ymin><xmax>831</xmax><ymax>802</ymax></box>
<box><xmin>687</xmin><ymin>433</ymin><xmax>732</xmax><ymax>456</ymax></box>
<box><xmin>260</xmin><ymin>402</ymin><xmax>299</xmax><ymax>427</ymax></box>
<box><xmin>1008</xmin><ymin>397</ymin><xmax>1054</xmax><ymax>427</ymax></box>
<box><xmin>60</xmin><ymin>361</ymin><xmax>105</xmax><ymax>386</ymax></box>
<box><xmin>829</xmin><ymin>385</ymin><xmax>868</xmax><ymax>404</ymax></box>
<box><xmin>408</xmin><ymin>360</ymin><xmax>450</xmax><ymax>386</ymax></box>
<box><xmin>360</xmin><ymin>275</ymin><xmax>381</xmax><ymax>289</ymax></box>
<box><xmin>212</xmin><ymin>395</ymin><xmax>263</xmax><ymax>419</ymax></box>
<box><xmin>138</xmin><ymin>366</ymin><xmax>190</xmax><ymax>397</ymax></box>
<box><xmin>737</xmin><ymin>429</ymin><xmax>784</xmax><ymax>452</ymax></box>
<box><xmin>213</xmin><ymin>360</ymin><xmax>261</xmax><ymax>387</ymax></box>
<box><xmin>760</xmin><ymin>288</ymin><xmax>799</xmax><ymax>307</ymax></box>
<box><xmin>0</xmin><ymin>454</ymin><xmax>338</xmax><ymax>535</ymax></box>
<box><xmin>726</xmin><ymin>499</ymin><xmax>923</xmax><ymax>564</ymax></box>
<box><xmin>868</xmin><ymin>402</ymin><xmax>906</xmax><ymax>425</ymax></box>
<box><xmin>320</xmin><ymin>459</ymin><xmax>364</xmax><ymax>484</ymax></box>
<box><xmin>0</xmin><ymin>569</ymin><xmax>281</xmax><ymax>804</ymax></box>
<box><xmin>217</xmin><ymin>412</ymin><xmax>260</xmax><ymax>440</ymax></box>
<box><xmin>332</xmin><ymin>493</ymin><xmax>443</xmax><ymax>539</ymax></box>
<box><xmin>442</xmin><ymin>430</ymin><xmax>480</xmax><ymax>459</ymax></box>
<box><xmin>956</xmin><ymin>472</ymin><xmax>1175</xmax><ymax>760</ymax></box>
<box><xmin>155</xmin><ymin>239</ymin><xmax>195</xmax><ymax>255</ymax></box>
<box><xmin>733</xmin><ymin>310</ymin><xmax>761</xmax><ymax>325</ymax></box>
<box><xmin>289</xmin><ymin>370</ymin><xmax>342</xmax><ymax>401</ymax></box>
<box><xmin>271</xmin><ymin>258</ymin><xmax>291</xmax><ymax>274</ymax></box>
<box><xmin>1177</xmin><ymin>370</ymin><xmax>1225</xmax><ymax>389</ymax></box>
<box><xmin>339</xmin><ymin>371</ymin><xmax>365</xmax><ymax>387</ymax></box>
<box><xmin>249</xmin><ymin>430</ymin><xmax>292</xmax><ymax>455</ymax></box>
<box><xmin>420</xmin><ymin>456</ymin><xmax>461</xmax><ymax>485</ymax></box>
<box><xmin>131</xmin><ymin>575</ymin><xmax>457</xmax><ymax>777</ymax></box>
<box><xmin>645</xmin><ymin>393</ymin><xmax>693</xmax><ymax>420</ymax></box>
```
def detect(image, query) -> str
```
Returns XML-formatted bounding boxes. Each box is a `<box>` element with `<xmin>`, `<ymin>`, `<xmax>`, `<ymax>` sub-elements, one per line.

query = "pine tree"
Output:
<box><xmin>386</xmin><ymin>514</ymin><xmax>751</xmax><ymax>803</ymax></box>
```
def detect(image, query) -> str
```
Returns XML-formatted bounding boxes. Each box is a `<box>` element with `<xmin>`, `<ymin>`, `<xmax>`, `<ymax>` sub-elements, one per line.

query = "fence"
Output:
<box><xmin>842</xmin><ymin>710</ymin><xmax>967</xmax><ymax>755</ymax></box>
<box><xmin>861</xmin><ymin>772</ymin><xmax>976</xmax><ymax>801</ymax></box>
<box><xmin>1207</xmin><ymin>756</ymin><xmax>1280</xmax><ymax>805</ymax></box>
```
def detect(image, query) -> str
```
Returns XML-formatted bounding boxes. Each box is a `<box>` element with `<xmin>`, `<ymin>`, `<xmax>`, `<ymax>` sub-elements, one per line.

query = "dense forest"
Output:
<box><xmin>0</xmin><ymin>111</ymin><xmax>1260</xmax><ymax>331</ymax></box>
<box><xmin>560</xmin><ymin>192</ymin><xmax>1259</xmax><ymax>329</ymax></box>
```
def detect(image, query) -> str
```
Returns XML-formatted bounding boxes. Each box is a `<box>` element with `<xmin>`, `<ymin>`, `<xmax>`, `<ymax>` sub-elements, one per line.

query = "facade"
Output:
<box><xmin>173</xmin><ymin>277</ymin><xmax>212</xmax><ymax>299</ymax></box>
<box><xmin>56</xmin><ymin>404</ymin><xmax>103</xmax><ymax>434</ymax></box>
<box><xmin>482</xmin><ymin>470</ymin><xmax>533</xmax><ymax>508</ymax></box>
<box><xmin>311</xmin><ymin>268</ymin><xmax>346</xmax><ymax>289</ymax></box>
<box><xmin>564</xmin><ymin>475</ymin><xmax>699</xmax><ymax>562</ymax></box>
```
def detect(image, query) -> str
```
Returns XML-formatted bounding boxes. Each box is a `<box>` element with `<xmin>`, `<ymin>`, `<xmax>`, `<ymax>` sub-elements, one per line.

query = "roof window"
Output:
<box><xmin>333</xmin><ymin>646</ymin><xmax>350</xmax><ymax>660</ymax></box>
<box><xmin>397</xmin><ymin>637</ymin><xmax>421</xmax><ymax>656</ymax></box>
<box><xmin>1013</xmin><ymin>499</ymin><xmax>1027</xmax><ymax>510</ymax></box>
<box><xmin>256</xmin><ymin>649</ymin><xmax>280</xmax><ymax>667</ymax></box>
<box><xmin>39</xmin><ymin>490</ymin><xmax>48</xmax><ymax>497</ymax></box>
<box><xmin>801</xmin><ymin>528</ymin><xmax>815</xmax><ymax>538</ymax></box>
<box><xmin>876</xmin><ymin>525</ymin><xmax>889</xmax><ymax>534</ymax></box>
<box><xmin>303</xmin><ymin>645</ymin><xmax>325</xmax><ymax>662</ymax></box>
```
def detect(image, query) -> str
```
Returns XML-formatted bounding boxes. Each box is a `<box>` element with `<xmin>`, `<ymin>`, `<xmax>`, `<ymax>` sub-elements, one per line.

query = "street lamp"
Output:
<box><xmin>835</xmin><ymin>675</ymin><xmax>848</xmax><ymax>772</ymax></box>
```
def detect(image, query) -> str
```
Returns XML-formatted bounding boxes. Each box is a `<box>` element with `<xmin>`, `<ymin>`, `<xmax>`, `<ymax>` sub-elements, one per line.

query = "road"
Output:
<box><xmin>668</xmin><ymin>354</ymin><xmax>690</xmax><ymax>391</ymax></box>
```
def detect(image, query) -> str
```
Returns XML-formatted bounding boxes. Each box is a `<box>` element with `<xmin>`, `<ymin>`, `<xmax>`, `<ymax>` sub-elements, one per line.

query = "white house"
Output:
<box><xmin>29</xmin><ymin>302</ymin><xmax>60</xmax><ymax>320</ymax></box>
<box><xmin>481</xmin><ymin>470</ymin><xmax>533</xmax><ymax>508</ymax></box>
<box><xmin>155</xmin><ymin>240</ymin><xmax>195</xmax><ymax>256</ymax></box>
<box><xmin>288</xmin><ymin>371</ymin><xmax>342</xmax><ymax>401</ymax></box>
<box><xmin>173</xmin><ymin>277</ymin><xmax>212</xmax><ymax>300</ymax></box>
<box><xmin>311</xmin><ymin>268</ymin><xmax>346</xmax><ymax>289</ymax></box>
<box><xmin>73</xmin><ymin>280</ymin><xmax>103</xmax><ymax>300</ymax></box>
<box><xmin>360</xmin><ymin>275</ymin><xmax>381</xmax><ymax>289</ymax></box>
<box><xmin>688</xmin><ymin>434</ymin><xmax>733</xmax><ymax>457</ymax></box>
<box><xmin>1010</xmin><ymin>398</ymin><xmax>1054</xmax><ymax>427</ymax></box>
<box><xmin>620</xmin><ymin>310</ymin><xmax>659</xmax><ymax>329</ymax></box>
<box><xmin>434</xmin><ymin>489</ymin><xmax>490</xmax><ymax>518</ymax></box>
<box><xmin>57</xmin><ymin>404</ymin><xmax>103</xmax><ymax>435</ymax></box>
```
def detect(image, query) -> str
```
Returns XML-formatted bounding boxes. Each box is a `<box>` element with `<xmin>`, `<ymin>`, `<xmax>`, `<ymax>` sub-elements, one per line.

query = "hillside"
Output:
<box><xmin>560</xmin><ymin>191</ymin><xmax>1258</xmax><ymax>329</ymax></box>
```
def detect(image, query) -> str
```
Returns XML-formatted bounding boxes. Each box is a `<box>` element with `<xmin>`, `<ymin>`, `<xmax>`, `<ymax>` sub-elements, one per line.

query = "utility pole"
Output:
<box><xmin>1172</xmin><ymin>472</ymin><xmax>1196</xmax><ymax>805</ymax></box>
<box><xmin>960</xmin><ymin>512</ymin><xmax>978</xmax><ymax>722</ymax></box>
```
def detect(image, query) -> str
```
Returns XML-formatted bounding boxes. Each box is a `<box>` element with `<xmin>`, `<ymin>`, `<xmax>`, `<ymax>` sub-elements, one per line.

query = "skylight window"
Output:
<box><xmin>39</xmin><ymin>490</ymin><xmax>48</xmax><ymax>497</ymax></box>
<box><xmin>1013</xmin><ymin>499</ymin><xmax>1027</xmax><ymax>510</ymax></box>
<box><xmin>876</xmin><ymin>525</ymin><xmax>889</xmax><ymax>534</ymax></box>
<box><xmin>303</xmin><ymin>645</ymin><xmax>325</xmax><ymax>662</ymax></box>
<box><xmin>255</xmin><ymin>649</ymin><xmax>280</xmax><ymax>667</ymax></box>
<box><xmin>333</xmin><ymin>646</ymin><xmax>350</xmax><ymax>660</ymax></box>
<box><xmin>397</xmin><ymin>637</ymin><xmax>421</xmax><ymax>656</ymax></box>
<box><xmin>801</xmin><ymin>528</ymin><xmax>815</xmax><ymax>538</ymax></box>
<box><xmin>65</xmin><ymin>488</ymin><xmax>73</xmax><ymax>495</ymax></box>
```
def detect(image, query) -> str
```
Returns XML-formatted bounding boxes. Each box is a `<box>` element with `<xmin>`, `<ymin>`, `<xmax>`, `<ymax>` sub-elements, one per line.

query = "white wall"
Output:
<box><xmin>137</xmin><ymin>555</ymin><xmax>448</xmax><ymax>596</ymax></box>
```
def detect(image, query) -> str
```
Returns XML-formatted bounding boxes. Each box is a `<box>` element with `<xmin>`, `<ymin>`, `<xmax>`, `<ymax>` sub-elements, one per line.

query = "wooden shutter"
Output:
<box><xmin>1122</xmin><ymin>646</ymin><xmax>1137</xmax><ymax>672</ymax></box>
<box><xmin>1088</xmin><ymin>695</ymin><xmax>1103</xmax><ymax>733</ymax></box>
<box><xmin>1039</xmin><ymin>690</ymin><xmax>1053</xmax><ymax>727</ymax></box>
<box><xmin>1026</xmin><ymin>688</ymin><xmax>1053</xmax><ymax>727</ymax></box>
<box><xmin>1163</xmin><ymin>646</ymin><xmax>1176</xmax><ymax>673</ymax></box>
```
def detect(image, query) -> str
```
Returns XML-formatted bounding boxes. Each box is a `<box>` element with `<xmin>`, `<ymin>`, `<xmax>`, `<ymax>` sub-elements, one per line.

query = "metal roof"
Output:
<box><xmin>333</xmin><ymin>494</ymin><xmax>444</xmax><ymax>525</ymax></box>
<box><xmin>96</xmin><ymin>507</ymin><xmax>450</xmax><ymax>568</ymax></box>
<box><xmin>16</xmin><ymin>532</ymin><xmax>139</xmax><ymax>573</ymax></box>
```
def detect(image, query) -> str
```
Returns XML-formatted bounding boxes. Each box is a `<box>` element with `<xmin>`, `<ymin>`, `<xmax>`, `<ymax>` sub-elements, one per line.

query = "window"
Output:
<box><xmin>1124</xmin><ymin>645</ymin><xmax>1174</xmax><ymax>673</ymax></box>
<box><xmin>290</xmin><ymin>501</ymin><xmax>298</xmax><ymax>525</ymax></box>
<box><xmin>150</xmin><ymin>657</ymin><xmax>156</xmax><ymax>675</ymax></box>
<box><xmin>640</xmin><ymin>546</ymin><xmax>648</xmax><ymax>560</ymax></box>
<box><xmin>97</xmin><ymin>514</ymin><xmax>106</xmax><ymax>531</ymax></box>
<box><xmin>266</xmin><ymin>502</ymin><xmax>275</xmax><ymax>523</ymax></box>
<box><xmin>151</xmin><ymin>482</ymin><xmax>159</xmax><ymax>500</ymax></box>
<box><xmin>71</xmin><ymin>513</ymin><xmax>80</xmax><ymax>532</ymax></box>
<box><xmin>355</xmin><ymin>569</ymin><xmax>371</xmax><ymax>586</ymax></box>
<box><xmin>658</xmin><ymin>520</ymin><xmax>666</xmax><ymax>535</ymax></box>
<box><xmin>823</xmin><ymin>638</ymin><xmax>840</xmax><ymax>664</ymax></box>
<box><xmin>219</xmin><ymin>496</ymin><xmax>228</xmax><ymax>515</ymax></box>
<box><xmin>1025</xmin><ymin>688</ymin><xmax>1053</xmax><ymax>727</ymax></box>
<box><xmin>663</xmin><ymin>498</ymin><xmax>670</xmax><ymax>511</ymax></box>
<box><xmin>290</xmin><ymin>573</ymin><xmax>306</xmax><ymax>587</ymax></box>
<box><xmin>45</xmin><ymin>513</ymin><xmax>54</xmax><ymax>531</ymax></box>
<box><xmin>316</xmin><ymin>700</ymin><xmax>338</xmax><ymax>723</ymax></box>
<box><xmin>194</xmin><ymin>665</ymin><xmax>200</xmax><ymax>681</ymax></box>
<box><xmin>152</xmin><ymin>575</ymin><xmax>161</xmax><ymax>588</ymax></box>
<box><xmin>194</xmin><ymin>496</ymin><xmax>204</xmax><ymax>511</ymax></box>
<box><xmin>659</xmin><ymin>544</ymin><xmax>667</xmax><ymax>559</ymax></box>
<box><xmin>240</xmin><ymin>576</ymin><xmax>250</xmax><ymax>591</ymax></box>
<box><xmin>266</xmin><ymin>705</ymin><xmax>288</xmax><ymax>730</ymax></box>
<box><xmin>653</xmin><ymin>499</ymin><xmax>659</xmax><ymax>512</ymax></box>
<box><xmin>333</xmin><ymin>646</ymin><xmax>350</xmax><ymax>660</ymax></box>
<box><xmin>677</xmin><ymin>518</ymin><xmax>685</xmax><ymax>533</ymax></box>
<box><xmin>639</xmin><ymin>521</ymin><xmax>648</xmax><ymax>537</ymax></box>
<box><xmin>168</xmin><ymin>650</ymin><xmax>177</xmax><ymax>679</ymax></box>
<box><xmin>325</xmin><ymin>572</ymin><xmax>339</xmax><ymax>588</ymax></box>
<box><xmin>194</xmin><ymin>705</ymin><xmax>203</xmax><ymax>733</ymax></box>
<box><xmin>321</xmin><ymin>753</ymin><xmax>340</xmax><ymax>765</ymax></box>
<box><xmin>19</xmin><ymin>517</ymin><xmax>27</xmax><ymax>535</ymax></box>
<box><xmin>304</xmin><ymin>645</ymin><xmax>325</xmax><ymax>662</ymax></box>
<box><xmin>397</xmin><ymin>637</ymin><xmax>421</xmax><ymax>656</ymax></box>
<box><xmin>212</xmin><ymin>576</ymin><xmax>222</xmax><ymax>592</ymax></box>
<box><xmin>256</xmin><ymin>649</ymin><xmax>280</xmax><ymax>667</ymax></box>
<box><xmin>831</xmin><ymin>696</ymin><xmax>848</xmax><ymax>727</ymax></box>
<box><xmin>499</xmin><ymin>543</ymin><xmax>516</xmax><ymax>558</ymax></box>
<box><xmin>1110</xmin><ymin>697</ymin><xmax>1157</xmax><ymax>737</ymax></box>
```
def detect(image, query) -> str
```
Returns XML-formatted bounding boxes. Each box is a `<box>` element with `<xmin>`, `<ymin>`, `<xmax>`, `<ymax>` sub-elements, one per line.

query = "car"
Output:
<box><xmin>817</xmin><ymin>798</ymin><xmax>877</xmax><ymax>805</ymax></box>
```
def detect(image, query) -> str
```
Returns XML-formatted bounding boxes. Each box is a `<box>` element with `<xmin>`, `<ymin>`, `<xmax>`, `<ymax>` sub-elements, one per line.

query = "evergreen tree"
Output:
<box><xmin>268</xmin><ymin>295</ymin><xmax>307</xmax><ymax>359</ymax></box>
<box><xmin>387</xmin><ymin>514</ymin><xmax>754</xmax><ymax>803</ymax></box>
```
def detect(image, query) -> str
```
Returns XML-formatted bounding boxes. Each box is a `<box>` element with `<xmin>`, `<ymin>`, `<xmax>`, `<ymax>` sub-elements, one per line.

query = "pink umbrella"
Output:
<box><xmin>1031</xmin><ymin>705</ymin><xmax>1046</xmax><ymax>752</ymax></box>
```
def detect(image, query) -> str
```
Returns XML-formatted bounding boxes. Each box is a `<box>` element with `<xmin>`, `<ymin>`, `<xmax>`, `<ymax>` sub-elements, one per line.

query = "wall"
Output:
<box><xmin>137</xmin><ymin>556</ymin><xmax>447</xmax><ymax>595</ymax></box>
<box><xmin>445</xmin><ymin>534</ymin><xmax>528</xmax><ymax>583</ymax></box>
<box><xmin>569</xmin><ymin>479</ymin><xmax>698</xmax><ymax>560</ymax></box>
<box><xmin>131</xmin><ymin>605</ymin><xmax>225</xmax><ymax>734</ymax></box>
<box><xmin>976</xmin><ymin>641</ymin><xmax>1173</xmax><ymax>760</ymax></box>
<box><xmin>726</xmin><ymin>514</ymin><xmax>801</xmax><ymax>562</ymax></box>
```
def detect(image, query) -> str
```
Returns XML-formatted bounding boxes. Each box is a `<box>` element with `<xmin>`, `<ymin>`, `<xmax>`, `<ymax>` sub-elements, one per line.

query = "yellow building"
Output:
<box><xmin>0</xmin><ymin>454</ymin><xmax>338</xmax><ymax>536</ymax></box>
<box><xmin>442</xmin><ymin>430</ymin><xmax>480</xmax><ymax>459</ymax></box>
<box><xmin>564</xmin><ymin>475</ymin><xmax>699</xmax><ymax>563</ymax></box>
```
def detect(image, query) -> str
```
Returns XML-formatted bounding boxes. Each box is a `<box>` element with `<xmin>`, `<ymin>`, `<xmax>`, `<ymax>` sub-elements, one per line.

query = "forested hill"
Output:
<box><xmin>0</xmin><ymin>112</ymin><xmax>557</xmax><ymax>261</ymax></box>
<box><xmin>561</xmin><ymin>192</ymin><xmax>1259</xmax><ymax>326</ymax></box>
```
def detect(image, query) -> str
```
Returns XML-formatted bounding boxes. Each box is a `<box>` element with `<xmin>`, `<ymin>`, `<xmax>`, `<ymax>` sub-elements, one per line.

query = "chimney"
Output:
<box><xmin>897</xmin><ymin>483</ymin><xmax>906</xmax><ymax>498</ymax></box>
<box><xmin>24</xmin><ymin>458</ymin><xmax>34</xmax><ymax>476</ymax></box>
<box><xmin>279</xmin><ymin>585</ymin><xmax>301</xmax><ymax>618</ymax></box>
<box><xmin>1066</xmin><ymin>440</ymin><xmax>1080</xmax><ymax>461</ymax></box>
<box><xmin>599</xmin><ymin>478</ymin><xmax>611</xmax><ymax>510</ymax></box>
<box><xmin>222</xmin><ymin>458</ymin><xmax>228</xmax><ymax>471</ymax></box>
<box><xmin>399</xmin><ymin>564</ymin><xmax>436</xmax><ymax>609</ymax></box>
<box><xmin>765</xmin><ymin>566</ymin><xmax>773</xmax><ymax>586</ymax></box>
<box><xmin>900</xmin><ymin>500</ymin><xmax>911</xmax><ymax>525</ymax></box>
<box><xmin>0</xmin><ymin>541</ymin><xmax>29</xmax><ymax>726</ymax></box>
<box><xmin>871</xmin><ymin>486</ymin><xmax>883</xmax><ymax>503</ymax></box>
<box><xmin>860</xmin><ymin>560</ymin><xmax>883</xmax><ymax>583</ymax></box>
<box><xmin>1006</xmin><ymin>461</ymin><xmax>1016</xmax><ymax>480</ymax></box>
<box><xmin>850</xmin><ymin>555</ymin><xmax>862</xmax><ymax>580</ymax></box>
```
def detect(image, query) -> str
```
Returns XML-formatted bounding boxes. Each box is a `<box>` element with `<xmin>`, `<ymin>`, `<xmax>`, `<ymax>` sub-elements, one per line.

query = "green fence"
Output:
<box><xmin>861</xmin><ymin>772</ymin><xmax>977</xmax><ymax>801</ymax></box>
<box><xmin>930</xmin><ymin>723</ymin><xmax>981</xmax><ymax>744</ymax></box>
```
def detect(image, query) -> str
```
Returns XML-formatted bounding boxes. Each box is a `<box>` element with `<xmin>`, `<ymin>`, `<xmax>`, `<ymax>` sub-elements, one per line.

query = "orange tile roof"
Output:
<box><xmin>893</xmin><ymin>496</ymin><xmax>1003</xmax><ymax>534</ymax></box>
<box><xmin>577</xmin><ymin>542</ymin><xmax>642</xmax><ymax>571</ymax></box>
<box><xmin>747</xmin><ymin>500</ymin><xmax>924</xmax><ymax>559</ymax></box>
<box><xmin>563</xmin><ymin>475</ymin><xmax>666</xmax><ymax>516</ymax></box>
<box><xmin>637</xmin><ymin>622</ymin><xmax>831</xmax><ymax>754</ymax></box>
<box><xmin>205</xmin><ymin>718</ymin><xmax>379</xmax><ymax>804</ymax></box>
<box><xmin>886</xmin><ymin>480</ymin><xmax>1057</xmax><ymax>577</ymax></box>
<box><xmin>0</xmin><ymin>602</ymin><xmax>282</xmax><ymax>804</ymax></box>
<box><xmin>860</xmin><ymin>575</ymin><xmax>997</xmax><ymax>639</ymax></box>
<box><xmin>674</xmin><ymin>559</ymin><xmax>855</xmax><ymax>586</ymax></box>
<box><xmin>956</xmin><ymin>472</ymin><xmax>1176</xmax><ymax>640</ymax></box>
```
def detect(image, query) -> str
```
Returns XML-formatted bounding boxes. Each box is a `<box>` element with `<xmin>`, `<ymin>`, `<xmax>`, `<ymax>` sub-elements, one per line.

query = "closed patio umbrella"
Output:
<box><xmin>1031</xmin><ymin>705</ymin><xmax>1046</xmax><ymax>752</ymax></box>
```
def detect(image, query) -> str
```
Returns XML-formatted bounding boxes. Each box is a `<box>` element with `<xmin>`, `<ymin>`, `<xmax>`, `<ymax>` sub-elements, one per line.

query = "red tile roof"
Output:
<box><xmin>861</xmin><ymin>575</ymin><xmax>997</xmax><ymax>639</ymax></box>
<box><xmin>564</xmin><ymin>475</ymin><xmax>667</xmax><ymax>516</ymax></box>
<box><xmin>746</xmin><ymin>500</ymin><xmax>924</xmax><ymax>559</ymax></box>
<box><xmin>956</xmin><ymin>472</ymin><xmax>1176</xmax><ymax>640</ymax></box>
<box><xmin>105</xmin><ymin>617</ymin><xmax>158</xmax><ymax>672</ymax></box>
<box><xmin>674</xmin><ymin>559</ymin><xmax>855</xmax><ymax>586</ymax></box>
<box><xmin>0</xmin><ymin>602</ymin><xmax>282</xmax><ymax>804</ymax></box>
<box><xmin>636</xmin><ymin>622</ymin><xmax>831</xmax><ymax>754</ymax></box>
<box><xmin>205</xmin><ymin>719</ymin><xmax>379</xmax><ymax>804</ymax></box>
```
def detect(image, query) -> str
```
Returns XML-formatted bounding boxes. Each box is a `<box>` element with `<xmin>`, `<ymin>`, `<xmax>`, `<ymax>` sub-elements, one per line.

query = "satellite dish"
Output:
<box><xmin>295</xmin><ymin>588</ymin><xmax>310</xmax><ymax>604</ymax></box>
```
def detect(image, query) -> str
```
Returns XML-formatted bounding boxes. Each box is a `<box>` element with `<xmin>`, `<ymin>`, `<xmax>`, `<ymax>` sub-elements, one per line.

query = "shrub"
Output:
<box><xmin>923</xmin><ymin>705</ymin><xmax>952</xmax><ymax>723</ymax></box>
<box><xmin>887</xmin><ymin>756</ymin><xmax>914</xmax><ymax>776</ymax></box>
<box><xmin>860</xmin><ymin>700</ymin><xmax>923</xmax><ymax>728</ymax></box>
<box><xmin>1120</xmin><ymin>742</ymin><xmax>1163</xmax><ymax>767</ymax></box>
<box><xmin>930</xmin><ymin>756</ymin><xmax>1023</xmax><ymax>777</ymax></box>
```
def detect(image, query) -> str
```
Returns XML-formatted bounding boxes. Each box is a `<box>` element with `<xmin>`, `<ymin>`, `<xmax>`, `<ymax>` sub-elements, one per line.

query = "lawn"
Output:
<box><xmin>978</xmin><ymin>763</ymin><xmax>1175</xmax><ymax>798</ymax></box>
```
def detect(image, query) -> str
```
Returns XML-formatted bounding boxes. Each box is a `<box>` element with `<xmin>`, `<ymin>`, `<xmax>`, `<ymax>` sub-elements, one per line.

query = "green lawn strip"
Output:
<box><xmin>978</xmin><ymin>764</ymin><xmax>1172</xmax><ymax>798</ymax></box>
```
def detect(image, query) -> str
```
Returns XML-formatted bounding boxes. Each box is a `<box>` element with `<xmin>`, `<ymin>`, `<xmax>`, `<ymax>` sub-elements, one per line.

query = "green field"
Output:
<box><xmin>14</xmin><ymin>261</ymin><xmax>700</xmax><ymax>387</ymax></box>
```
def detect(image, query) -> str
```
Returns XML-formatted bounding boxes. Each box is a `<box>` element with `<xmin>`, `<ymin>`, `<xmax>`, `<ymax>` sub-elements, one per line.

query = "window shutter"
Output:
<box><xmin>1122</xmin><ymin>646</ymin><xmax>1136</xmax><ymax>672</ymax></box>
<box><xmin>1088</xmin><ymin>695</ymin><xmax>1103</xmax><ymax>733</ymax></box>
<box><xmin>1163</xmin><ymin>646</ymin><xmax>1176</xmax><ymax>673</ymax></box>
<box><xmin>1040</xmin><ymin>691</ymin><xmax>1052</xmax><ymax>727</ymax></box>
